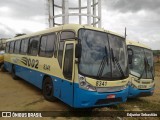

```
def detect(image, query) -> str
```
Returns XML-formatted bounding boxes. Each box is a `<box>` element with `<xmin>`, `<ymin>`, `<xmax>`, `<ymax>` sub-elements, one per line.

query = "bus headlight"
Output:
<box><xmin>123</xmin><ymin>84</ymin><xmax>128</xmax><ymax>89</ymax></box>
<box><xmin>78</xmin><ymin>74</ymin><xmax>96</xmax><ymax>92</ymax></box>
<box><xmin>149</xmin><ymin>83</ymin><xmax>155</xmax><ymax>88</ymax></box>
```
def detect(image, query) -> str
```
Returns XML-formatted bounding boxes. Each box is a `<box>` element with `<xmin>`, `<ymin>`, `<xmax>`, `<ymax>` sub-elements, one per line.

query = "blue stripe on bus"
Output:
<box><xmin>128</xmin><ymin>86</ymin><xmax>154</xmax><ymax>98</ymax></box>
<box><xmin>4</xmin><ymin>61</ymin><xmax>74</xmax><ymax>107</ymax></box>
<box><xmin>4</xmin><ymin>61</ymin><xmax>129</xmax><ymax>108</ymax></box>
<box><xmin>4</xmin><ymin>62</ymin><xmax>12</xmax><ymax>72</ymax></box>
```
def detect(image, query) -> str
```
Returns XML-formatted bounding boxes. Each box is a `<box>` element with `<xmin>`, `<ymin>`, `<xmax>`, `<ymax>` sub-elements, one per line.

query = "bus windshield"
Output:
<box><xmin>78</xmin><ymin>29</ymin><xmax>128</xmax><ymax>80</ymax></box>
<box><xmin>128</xmin><ymin>45</ymin><xmax>154</xmax><ymax>79</ymax></box>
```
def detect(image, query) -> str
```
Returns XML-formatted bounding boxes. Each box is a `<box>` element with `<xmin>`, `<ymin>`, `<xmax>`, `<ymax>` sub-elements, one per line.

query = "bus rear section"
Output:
<box><xmin>4</xmin><ymin>24</ymin><xmax>129</xmax><ymax>108</ymax></box>
<box><xmin>127</xmin><ymin>40</ymin><xmax>155</xmax><ymax>98</ymax></box>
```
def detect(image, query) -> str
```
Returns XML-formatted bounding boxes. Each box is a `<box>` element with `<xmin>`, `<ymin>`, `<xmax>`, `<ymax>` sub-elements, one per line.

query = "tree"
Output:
<box><xmin>14</xmin><ymin>33</ymin><xmax>26</xmax><ymax>37</ymax></box>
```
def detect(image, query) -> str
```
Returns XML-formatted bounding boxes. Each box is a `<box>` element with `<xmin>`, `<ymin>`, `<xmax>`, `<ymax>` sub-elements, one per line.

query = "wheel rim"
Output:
<box><xmin>45</xmin><ymin>81</ymin><xmax>53</xmax><ymax>96</ymax></box>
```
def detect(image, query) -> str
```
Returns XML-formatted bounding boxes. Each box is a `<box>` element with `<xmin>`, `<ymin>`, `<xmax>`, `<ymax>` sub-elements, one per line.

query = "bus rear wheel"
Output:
<box><xmin>42</xmin><ymin>77</ymin><xmax>56</xmax><ymax>102</ymax></box>
<box><xmin>12</xmin><ymin>65</ymin><xmax>19</xmax><ymax>80</ymax></box>
<box><xmin>1</xmin><ymin>64</ymin><xmax>7</xmax><ymax>72</ymax></box>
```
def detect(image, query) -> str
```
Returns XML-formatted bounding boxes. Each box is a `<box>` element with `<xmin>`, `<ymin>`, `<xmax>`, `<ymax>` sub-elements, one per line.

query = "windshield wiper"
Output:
<box><xmin>137</xmin><ymin>57</ymin><xmax>154</xmax><ymax>80</ymax></box>
<box><xmin>145</xmin><ymin>58</ymin><xmax>154</xmax><ymax>80</ymax></box>
<box><xmin>97</xmin><ymin>46</ymin><xmax>109</xmax><ymax>79</ymax></box>
<box><xmin>137</xmin><ymin>58</ymin><xmax>145</xmax><ymax>80</ymax></box>
<box><xmin>111</xmin><ymin>48</ymin><xmax>125</xmax><ymax>78</ymax></box>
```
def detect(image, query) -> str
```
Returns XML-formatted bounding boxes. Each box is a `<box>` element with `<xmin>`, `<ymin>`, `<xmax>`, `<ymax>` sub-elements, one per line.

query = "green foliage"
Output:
<box><xmin>153</xmin><ymin>50</ymin><xmax>160</xmax><ymax>56</ymax></box>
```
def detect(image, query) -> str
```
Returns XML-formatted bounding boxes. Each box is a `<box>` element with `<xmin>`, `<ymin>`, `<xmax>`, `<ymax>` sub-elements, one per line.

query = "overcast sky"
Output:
<box><xmin>0</xmin><ymin>0</ymin><xmax>160</xmax><ymax>50</ymax></box>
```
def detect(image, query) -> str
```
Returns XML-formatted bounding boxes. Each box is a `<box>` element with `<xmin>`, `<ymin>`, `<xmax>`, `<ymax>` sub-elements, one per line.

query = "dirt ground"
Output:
<box><xmin>0</xmin><ymin>63</ymin><xmax>160</xmax><ymax>120</ymax></box>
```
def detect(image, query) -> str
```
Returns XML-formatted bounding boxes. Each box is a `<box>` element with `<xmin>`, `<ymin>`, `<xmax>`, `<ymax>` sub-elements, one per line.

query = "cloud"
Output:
<box><xmin>0</xmin><ymin>0</ymin><xmax>45</xmax><ymax>19</ymax></box>
<box><xmin>0</xmin><ymin>23</ymin><xmax>16</xmax><ymax>38</ymax></box>
<box><xmin>0</xmin><ymin>0</ymin><xmax>159</xmax><ymax>50</ymax></box>
<box><xmin>101</xmin><ymin>0</ymin><xmax>160</xmax><ymax>50</ymax></box>
<box><xmin>104</xmin><ymin>0</ymin><xmax>160</xmax><ymax>14</ymax></box>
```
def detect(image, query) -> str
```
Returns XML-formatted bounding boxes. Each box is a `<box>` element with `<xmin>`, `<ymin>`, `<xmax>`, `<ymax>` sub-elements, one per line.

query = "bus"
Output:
<box><xmin>127</xmin><ymin>40</ymin><xmax>155</xmax><ymax>98</ymax></box>
<box><xmin>0</xmin><ymin>50</ymin><xmax>5</xmax><ymax>66</ymax></box>
<box><xmin>4</xmin><ymin>24</ymin><xmax>129</xmax><ymax>108</ymax></box>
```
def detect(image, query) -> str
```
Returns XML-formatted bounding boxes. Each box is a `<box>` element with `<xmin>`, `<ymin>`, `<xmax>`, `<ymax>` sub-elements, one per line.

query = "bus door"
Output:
<box><xmin>61</xmin><ymin>41</ymin><xmax>75</xmax><ymax>106</ymax></box>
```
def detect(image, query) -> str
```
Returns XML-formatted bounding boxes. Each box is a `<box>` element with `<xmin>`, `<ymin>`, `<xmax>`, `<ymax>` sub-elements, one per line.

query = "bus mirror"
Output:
<box><xmin>127</xmin><ymin>48</ymin><xmax>133</xmax><ymax>64</ymax></box>
<box><xmin>75</xmin><ymin>43</ymin><xmax>82</xmax><ymax>58</ymax></box>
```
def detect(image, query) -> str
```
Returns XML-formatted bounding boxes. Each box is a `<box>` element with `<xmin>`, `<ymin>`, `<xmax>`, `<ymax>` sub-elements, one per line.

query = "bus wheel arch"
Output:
<box><xmin>42</xmin><ymin>75</ymin><xmax>56</xmax><ymax>101</ymax></box>
<box><xmin>12</xmin><ymin>64</ymin><xmax>19</xmax><ymax>80</ymax></box>
<box><xmin>1</xmin><ymin>64</ymin><xmax>7</xmax><ymax>72</ymax></box>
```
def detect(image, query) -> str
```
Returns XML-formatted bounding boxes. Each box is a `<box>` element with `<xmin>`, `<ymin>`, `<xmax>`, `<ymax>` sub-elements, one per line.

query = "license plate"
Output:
<box><xmin>107</xmin><ymin>94</ymin><xmax>115</xmax><ymax>99</ymax></box>
<box><xmin>138</xmin><ymin>85</ymin><xmax>147</xmax><ymax>89</ymax></box>
<box><xmin>96</xmin><ymin>81</ymin><xmax>107</xmax><ymax>87</ymax></box>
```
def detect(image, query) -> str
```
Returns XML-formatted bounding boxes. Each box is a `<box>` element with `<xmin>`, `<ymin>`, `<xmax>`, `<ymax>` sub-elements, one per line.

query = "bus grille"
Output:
<box><xmin>96</xmin><ymin>86</ymin><xmax>125</xmax><ymax>93</ymax></box>
<box><xmin>95</xmin><ymin>97</ymin><xmax>122</xmax><ymax>105</ymax></box>
<box><xmin>142</xmin><ymin>82</ymin><xmax>150</xmax><ymax>84</ymax></box>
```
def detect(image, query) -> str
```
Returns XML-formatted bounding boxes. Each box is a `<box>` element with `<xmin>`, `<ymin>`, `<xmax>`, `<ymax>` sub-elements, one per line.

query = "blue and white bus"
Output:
<box><xmin>127</xmin><ymin>40</ymin><xmax>155</xmax><ymax>98</ymax></box>
<box><xmin>4</xmin><ymin>24</ymin><xmax>129</xmax><ymax>108</ymax></box>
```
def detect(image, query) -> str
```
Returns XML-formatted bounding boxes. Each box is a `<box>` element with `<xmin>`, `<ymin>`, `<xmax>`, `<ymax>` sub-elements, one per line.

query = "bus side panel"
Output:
<box><xmin>128</xmin><ymin>86</ymin><xmax>154</xmax><ymax>98</ymax></box>
<box><xmin>15</xmin><ymin>65</ymin><xmax>43</xmax><ymax>89</ymax></box>
<box><xmin>4</xmin><ymin>61</ymin><xmax>12</xmax><ymax>72</ymax></box>
<box><xmin>52</xmin><ymin>77</ymin><xmax>74</xmax><ymax>107</ymax></box>
<box><xmin>60</xmin><ymin>79</ymin><xmax>73</xmax><ymax>107</ymax></box>
<box><xmin>52</xmin><ymin>76</ymin><xmax>61</xmax><ymax>99</ymax></box>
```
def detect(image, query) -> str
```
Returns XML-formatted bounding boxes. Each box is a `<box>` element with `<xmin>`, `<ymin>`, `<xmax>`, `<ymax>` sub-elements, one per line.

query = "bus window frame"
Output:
<box><xmin>9</xmin><ymin>41</ymin><xmax>15</xmax><ymax>54</ymax></box>
<box><xmin>57</xmin><ymin>30</ymin><xmax>76</xmax><ymax>69</ymax></box>
<box><xmin>14</xmin><ymin>40</ymin><xmax>21</xmax><ymax>54</ymax></box>
<box><xmin>60</xmin><ymin>30</ymin><xmax>76</xmax><ymax>41</ymax></box>
<box><xmin>58</xmin><ymin>41</ymin><xmax>65</xmax><ymax>68</ymax></box>
<box><xmin>20</xmin><ymin>38</ymin><xmax>29</xmax><ymax>55</ymax></box>
<box><xmin>53</xmin><ymin>32</ymin><xmax>58</xmax><ymax>58</ymax></box>
<box><xmin>28</xmin><ymin>36</ymin><xmax>40</xmax><ymax>56</ymax></box>
<box><xmin>5</xmin><ymin>42</ymin><xmax>10</xmax><ymax>53</ymax></box>
<box><xmin>39</xmin><ymin>32</ymin><xmax>57</xmax><ymax>58</ymax></box>
<box><xmin>63</xmin><ymin>43</ymin><xmax>74</xmax><ymax>80</ymax></box>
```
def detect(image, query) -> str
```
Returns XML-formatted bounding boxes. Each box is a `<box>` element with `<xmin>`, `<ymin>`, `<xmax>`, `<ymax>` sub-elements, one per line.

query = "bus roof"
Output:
<box><xmin>6</xmin><ymin>24</ymin><xmax>124</xmax><ymax>42</ymax></box>
<box><xmin>126</xmin><ymin>40</ymin><xmax>151</xmax><ymax>50</ymax></box>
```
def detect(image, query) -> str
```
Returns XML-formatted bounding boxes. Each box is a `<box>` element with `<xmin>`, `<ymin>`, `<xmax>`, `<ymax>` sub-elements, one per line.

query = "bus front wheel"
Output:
<box><xmin>42</xmin><ymin>77</ymin><xmax>56</xmax><ymax>102</ymax></box>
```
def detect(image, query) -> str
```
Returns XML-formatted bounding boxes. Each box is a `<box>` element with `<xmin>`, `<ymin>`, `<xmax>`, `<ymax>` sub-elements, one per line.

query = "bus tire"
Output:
<box><xmin>1</xmin><ymin>64</ymin><xmax>7</xmax><ymax>72</ymax></box>
<box><xmin>12</xmin><ymin>65</ymin><xmax>19</xmax><ymax>80</ymax></box>
<box><xmin>42</xmin><ymin>77</ymin><xmax>56</xmax><ymax>102</ymax></box>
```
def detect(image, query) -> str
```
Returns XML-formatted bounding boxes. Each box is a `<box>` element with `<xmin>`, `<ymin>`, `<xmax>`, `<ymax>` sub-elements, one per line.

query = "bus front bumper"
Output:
<box><xmin>73</xmin><ymin>84</ymin><xmax>128</xmax><ymax>108</ymax></box>
<box><xmin>128</xmin><ymin>86</ymin><xmax>154</xmax><ymax>98</ymax></box>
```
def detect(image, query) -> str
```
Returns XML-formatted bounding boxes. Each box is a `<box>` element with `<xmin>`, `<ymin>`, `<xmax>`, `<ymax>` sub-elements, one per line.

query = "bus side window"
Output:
<box><xmin>14</xmin><ymin>40</ymin><xmax>21</xmax><ymax>54</ymax></box>
<box><xmin>63</xmin><ymin>44</ymin><xmax>74</xmax><ymax>80</ymax></box>
<box><xmin>39</xmin><ymin>33</ymin><xmax>56</xmax><ymax>58</ymax></box>
<box><xmin>5</xmin><ymin>42</ymin><xmax>10</xmax><ymax>53</ymax></box>
<box><xmin>46</xmin><ymin>34</ymin><xmax>55</xmax><ymax>57</ymax></box>
<box><xmin>9</xmin><ymin>41</ymin><xmax>15</xmax><ymax>54</ymax></box>
<box><xmin>39</xmin><ymin>36</ymin><xmax>47</xmax><ymax>57</ymax></box>
<box><xmin>20</xmin><ymin>39</ymin><xmax>29</xmax><ymax>55</ymax></box>
<box><xmin>61</xmin><ymin>31</ymin><xmax>75</xmax><ymax>40</ymax></box>
<box><xmin>58</xmin><ymin>41</ymin><xmax>64</xmax><ymax>68</ymax></box>
<box><xmin>57</xmin><ymin>31</ymin><xmax>75</xmax><ymax>68</ymax></box>
<box><xmin>28</xmin><ymin>36</ymin><xmax>39</xmax><ymax>56</ymax></box>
